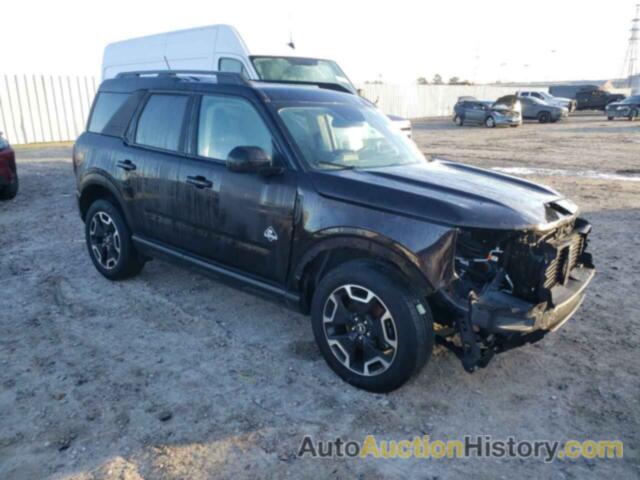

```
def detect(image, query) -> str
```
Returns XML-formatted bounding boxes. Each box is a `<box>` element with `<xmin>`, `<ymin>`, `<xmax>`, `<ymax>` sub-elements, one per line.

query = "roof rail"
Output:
<box><xmin>115</xmin><ymin>70</ymin><xmax>250</xmax><ymax>85</ymax></box>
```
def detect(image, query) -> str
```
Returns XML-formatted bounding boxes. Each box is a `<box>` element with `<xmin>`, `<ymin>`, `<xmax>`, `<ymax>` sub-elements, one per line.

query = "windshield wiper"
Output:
<box><xmin>316</xmin><ymin>161</ymin><xmax>356</xmax><ymax>170</ymax></box>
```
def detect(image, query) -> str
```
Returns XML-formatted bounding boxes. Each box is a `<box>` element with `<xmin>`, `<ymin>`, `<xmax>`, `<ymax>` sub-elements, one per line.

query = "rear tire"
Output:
<box><xmin>607</xmin><ymin>116</ymin><xmax>614</xmax><ymax>121</ymax></box>
<box><xmin>0</xmin><ymin>177</ymin><xmax>18</xmax><ymax>200</ymax></box>
<box><xmin>311</xmin><ymin>259</ymin><xmax>433</xmax><ymax>392</ymax></box>
<box><xmin>630</xmin><ymin>109</ymin><xmax>638</xmax><ymax>121</ymax></box>
<box><xmin>85</xmin><ymin>199</ymin><xmax>144</xmax><ymax>280</ymax></box>
<box><xmin>538</xmin><ymin>111</ymin><xmax>551</xmax><ymax>123</ymax></box>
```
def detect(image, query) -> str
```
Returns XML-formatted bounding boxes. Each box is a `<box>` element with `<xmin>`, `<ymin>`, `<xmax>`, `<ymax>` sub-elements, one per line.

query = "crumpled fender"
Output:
<box><xmin>289</xmin><ymin>189</ymin><xmax>458</xmax><ymax>293</ymax></box>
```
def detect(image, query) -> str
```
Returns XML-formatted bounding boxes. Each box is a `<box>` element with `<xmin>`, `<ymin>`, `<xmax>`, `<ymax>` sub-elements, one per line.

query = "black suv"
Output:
<box><xmin>73</xmin><ymin>71</ymin><xmax>595</xmax><ymax>392</ymax></box>
<box><xmin>575</xmin><ymin>87</ymin><xmax>625</xmax><ymax>111</ymax></box>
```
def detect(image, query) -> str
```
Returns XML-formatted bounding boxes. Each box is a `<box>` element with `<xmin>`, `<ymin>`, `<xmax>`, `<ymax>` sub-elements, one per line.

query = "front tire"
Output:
<box><xmin>311</xmin><ymin>259</ymin><xmax>433</xmax><ymax>392</ymax></box>
<box><xmin>630</xmin><ymin>109</ymin><xmax>638</xmax><ymax>121</ymax></box>
<box><xmin>484</xmin><ymin>116</ymin><xmax>496</xmax><ymax>128</ymax></box>
<box><xmin>0</xmin><ymin>177</ymin><xmax>18</xmax><ymax>200</ymax></box>
<box><xmin>538</xmin><ymin>111</ymin><xmax>551</xmax><ymax>123</ymax></box>
<box><xmin>454</xmin><ymin>115</ymin><xmax>464</xmax><ymax>127</ymax></box>
<box><xmin>85</xmin><ymin>199</ymin><xmax>144</xmax><ymax>280</ymax></box>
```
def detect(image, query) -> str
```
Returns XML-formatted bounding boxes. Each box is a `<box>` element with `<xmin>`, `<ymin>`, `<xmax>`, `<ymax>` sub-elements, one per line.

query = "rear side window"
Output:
<box><xmin>135</xmin><ymin>94</ymin><xmax>189</xmax><ymax>151</ymax></box>
<box><xmin>88</xmin><ymin>93</ymin><xmax>130</xmax><ymax>133</ymax></box>
<box><xmin>197</xmin><ymin>95</ymin><xmax>273</xmax><ymax>161</ymax></box>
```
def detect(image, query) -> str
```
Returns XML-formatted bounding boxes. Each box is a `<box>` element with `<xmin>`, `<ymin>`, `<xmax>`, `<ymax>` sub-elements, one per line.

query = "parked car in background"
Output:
<box><xmin>453</xmin><ymin>97</ymin><xmax>521</xmax><ymax>128</ymax></box>
<box><xmin>575</xmin><ymin>87</ymin><xmax>625</xmax><ymax>111</ymax></box>
<box><xmin>605</xmin><ymin>95</ymin><xmax>640</xmax><ymax>121</ymax></box>
<box><xmin>0</xmin><ymin>133</ymin><xmax>18</xmax><ymax>200</ymax></box>
<box><xmin>517</xmin><ymin>91</ymin><xmax>576</xmax><ymax>112</ymax></box>
<box><xmin>518</xmin><ymin>96</ymin><xmax>568</xmax><ymax>123</ymax></box>
<box><xmin>101</xmin><ymin>24</ymin><xmax>412</xmax><ymax>137</ymax></box>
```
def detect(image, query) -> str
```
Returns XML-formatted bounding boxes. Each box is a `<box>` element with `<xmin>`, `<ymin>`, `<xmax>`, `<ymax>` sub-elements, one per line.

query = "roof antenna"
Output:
<box><xmin>287</xmin><ymin>9</ymin><xmax>295</xmax><ymax>50</ymax></box>
<box><xmin>163</xmin><ymin>55</ymin><xmax>172</xmax><ymax>70</ymax></box>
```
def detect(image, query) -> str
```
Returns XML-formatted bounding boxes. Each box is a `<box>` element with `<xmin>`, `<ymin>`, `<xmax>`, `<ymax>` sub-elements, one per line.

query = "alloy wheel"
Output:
<box><xmin>89</xmin><ymin>211</ymin><xmax>121</xmax><ymax>270</ymax></box>
<box><xmin>322</xmin><ymin>284</ymin><xmax>398</xmax><ymax>376</ymax></box>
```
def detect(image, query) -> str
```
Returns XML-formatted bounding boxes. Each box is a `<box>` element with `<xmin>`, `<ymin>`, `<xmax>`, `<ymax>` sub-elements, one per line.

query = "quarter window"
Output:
<box><xmin>88</xmin><ymin>93</ymin><xmax>130</xmax><ymax>133</ymax></box>
<box><xmin>197</xmin><ymin>95</ymin><xmax>273</xmax><ymax>161</ymax></box>
<box><xmin>135</xmin><ymin>94</ymin><xmax>189</xmax><ymax>151</ymax></box>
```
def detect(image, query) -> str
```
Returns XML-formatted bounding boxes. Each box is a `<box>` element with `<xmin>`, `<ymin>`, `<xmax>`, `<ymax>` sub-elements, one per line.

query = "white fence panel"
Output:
<box><xmin>0</xmin><ymin>74</ymin><xmax>97</xmax><ymax>144</ymax></box>
<box><xmin>6</xmin><ymin>76</ymin><xmax>627</xmax><ymax>144</ymax></box>
<box><xmin>359</xmin><ymin>84</ymin><xmax>525</xmax><ymax>119</ymax></box>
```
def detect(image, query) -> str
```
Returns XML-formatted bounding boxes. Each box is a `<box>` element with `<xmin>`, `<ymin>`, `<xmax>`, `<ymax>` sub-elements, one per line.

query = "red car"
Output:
<box><xmin>0</xmin><ymin>133</ymin><xmax>18</xmax><ymax>200</ymax></box>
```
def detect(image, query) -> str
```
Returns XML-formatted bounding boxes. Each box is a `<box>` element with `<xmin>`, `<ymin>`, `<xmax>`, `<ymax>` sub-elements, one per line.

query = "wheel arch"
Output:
<box><xmin>78</xmin><ymin>173</ymin><xmax>132</xmax><ymax>226</ymax></box>
<box><xmin>290</xmin><ymin>231</ymin><xmax>434</xmax><ymax>314</ymax></box>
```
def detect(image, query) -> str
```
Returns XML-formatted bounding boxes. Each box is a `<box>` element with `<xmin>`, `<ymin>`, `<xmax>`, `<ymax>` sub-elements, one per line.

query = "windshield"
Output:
<box><xmin>278</xmin><ymin>104</ymin><xmax>425</xmax><ymax>170</ymax></box>
<box><xmin>251</xmin><ymin>56</ymin><xmax>356</xmax><ymax>93</ymax></box>
<box><xmin>623</xmin><ymin>96</ymin><xmax>640</xmax><ymax>104</ymax></box>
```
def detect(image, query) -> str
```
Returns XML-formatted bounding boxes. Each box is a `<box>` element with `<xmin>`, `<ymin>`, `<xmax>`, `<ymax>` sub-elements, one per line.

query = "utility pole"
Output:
<box><xmin>621</xmin><ymin>4</ymin><xmax>640</xmax><ymax>87</ymax></box>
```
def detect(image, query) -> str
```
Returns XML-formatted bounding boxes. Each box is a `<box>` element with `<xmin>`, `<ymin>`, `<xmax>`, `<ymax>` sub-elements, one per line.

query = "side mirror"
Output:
<box><xmin>227</xmin><ymin>146</ymin><xmax>273</xmax><ymax>173</ymax></box>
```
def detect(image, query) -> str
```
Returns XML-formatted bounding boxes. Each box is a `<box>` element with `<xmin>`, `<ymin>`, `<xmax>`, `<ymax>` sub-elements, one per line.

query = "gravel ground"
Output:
<box><xmin>0</xmin><ymin>114</ymin><xmax>638</xmax><ymax>479</ymax></box>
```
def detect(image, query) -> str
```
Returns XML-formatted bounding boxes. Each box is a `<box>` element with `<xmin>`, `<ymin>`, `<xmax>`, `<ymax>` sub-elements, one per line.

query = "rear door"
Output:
<box><xmin>125</xmin><ymin>92</ymin><xmax>191</xmax><ymax>246</ymax></box>
<box><xmin>174</xmin><ymin>93</ymin><xmax>298</xmax><ymax>283</ymax></box>
<box><xmin>466</xmin><ymin>102</ymin><xmax>485</xmax><ymax>123</ymax></box>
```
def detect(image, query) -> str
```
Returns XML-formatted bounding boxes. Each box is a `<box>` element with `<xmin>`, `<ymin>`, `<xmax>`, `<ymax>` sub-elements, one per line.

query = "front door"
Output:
<box><xmin>174</xmin><ymin>93</ymin><xmax>298</xmax><ymax>283</ymax></box>
<box><xmin>520</xmin><ymin>98</ymin><xmax>535</xmax><ymax>119</ymax></box>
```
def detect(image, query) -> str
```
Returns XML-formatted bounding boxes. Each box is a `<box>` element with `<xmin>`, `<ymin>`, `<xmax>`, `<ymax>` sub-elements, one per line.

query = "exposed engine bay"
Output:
<box><xmin>434</xmin><ymin>215</ymin><xmax>595</xmax><ymax>372</ymax></box>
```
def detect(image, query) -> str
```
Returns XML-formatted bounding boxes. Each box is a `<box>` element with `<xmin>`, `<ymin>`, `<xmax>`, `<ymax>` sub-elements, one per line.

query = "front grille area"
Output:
<box><xmin>505</xmin><ymin>222</ymin><xmax>590</xmax><ymax>304</ymax></box>
<box><xmin>543</xmin><ymin>235</ymin><xmax>584</xmax><ymax>289</ymax></box>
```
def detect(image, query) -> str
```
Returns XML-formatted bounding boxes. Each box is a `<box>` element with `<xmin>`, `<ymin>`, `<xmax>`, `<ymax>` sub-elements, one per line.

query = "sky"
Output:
<box><xmin>1</xmin><ymin>0</ymin><xmax>637</xmax><ymax>84</ymax></box>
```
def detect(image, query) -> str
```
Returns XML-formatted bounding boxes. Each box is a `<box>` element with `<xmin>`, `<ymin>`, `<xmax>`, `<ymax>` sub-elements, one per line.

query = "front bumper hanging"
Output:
<box><xmin>439</xmin><ymin>262</ymin><xmax>595</xmax><ymax>373</ymax></box>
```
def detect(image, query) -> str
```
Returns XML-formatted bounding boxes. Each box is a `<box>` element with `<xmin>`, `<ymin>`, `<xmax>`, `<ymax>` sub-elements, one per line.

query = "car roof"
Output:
<box><xmin>98</xmin><ymin>71</ymin><xmax>363</xmax><ymax>105</ymax></box>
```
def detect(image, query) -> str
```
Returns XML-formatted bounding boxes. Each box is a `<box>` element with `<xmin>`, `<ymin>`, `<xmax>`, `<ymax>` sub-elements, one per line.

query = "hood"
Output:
<box><xmin>493</xmin><ymin>95</ymin><xmax>518</xmax><ymax>108</ymax></box>
<box><xmin>492</xmin><ymin>95</ymin><xmax>521</xmax><ymax>113</ymax></box>
<box><xmin>309</xmin><ymin>159</ymin><xmax>577</xmax><ymax>231</ymax></box>
<box><xmin>606</xmin><ymin>101</ymin><xmax>626</xmax><ymax>108</ymax></box>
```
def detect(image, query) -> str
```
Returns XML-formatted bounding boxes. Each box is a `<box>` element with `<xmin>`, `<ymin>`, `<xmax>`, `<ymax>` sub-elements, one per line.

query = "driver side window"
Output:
<box><xmin>197</xmin><ymin>95</ymin><xmax>274</xmax><ymax>161</ymax></box>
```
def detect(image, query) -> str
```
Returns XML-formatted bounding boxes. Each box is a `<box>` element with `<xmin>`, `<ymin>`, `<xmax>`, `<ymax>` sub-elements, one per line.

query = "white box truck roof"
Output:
<box><xmin>102</xmin><ymin>25</ymin><xmax>355</xmax><ymax>93</ymax></box>
<box><xmin>102</xmin><ymin>25</ymin><xmax>412</xmax><ymax>137</ymax></box>
<box><xmin>102</xmin><ymin>25</ymin><xmax>254</xmax><ymax>79</ymax></box>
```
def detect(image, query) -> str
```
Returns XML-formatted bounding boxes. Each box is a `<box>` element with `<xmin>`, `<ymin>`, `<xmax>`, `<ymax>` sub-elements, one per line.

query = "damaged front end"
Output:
<box><xmin>435</xmin><ymin>213</ymin><xmax>596</xmax><ymax>372</ymax></box>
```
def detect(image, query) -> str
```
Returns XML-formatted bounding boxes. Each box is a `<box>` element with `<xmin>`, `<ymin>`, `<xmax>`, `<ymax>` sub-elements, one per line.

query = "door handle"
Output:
<box><xmin>186</xmin><ymin>175</ymin><xmax>213</xmax><ymax>189</ymax></box>
<box><xmin>117</xmin><ymin>159</ymin><xmax>137</xmax><ymax>171</ymax></box>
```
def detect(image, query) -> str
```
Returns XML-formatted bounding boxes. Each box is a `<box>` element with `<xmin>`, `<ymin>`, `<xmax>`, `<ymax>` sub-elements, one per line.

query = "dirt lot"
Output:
<box><xmin>1</xmin><ymin>114</ymin><xmax>638</xmax><ymax>479</ymax></box>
